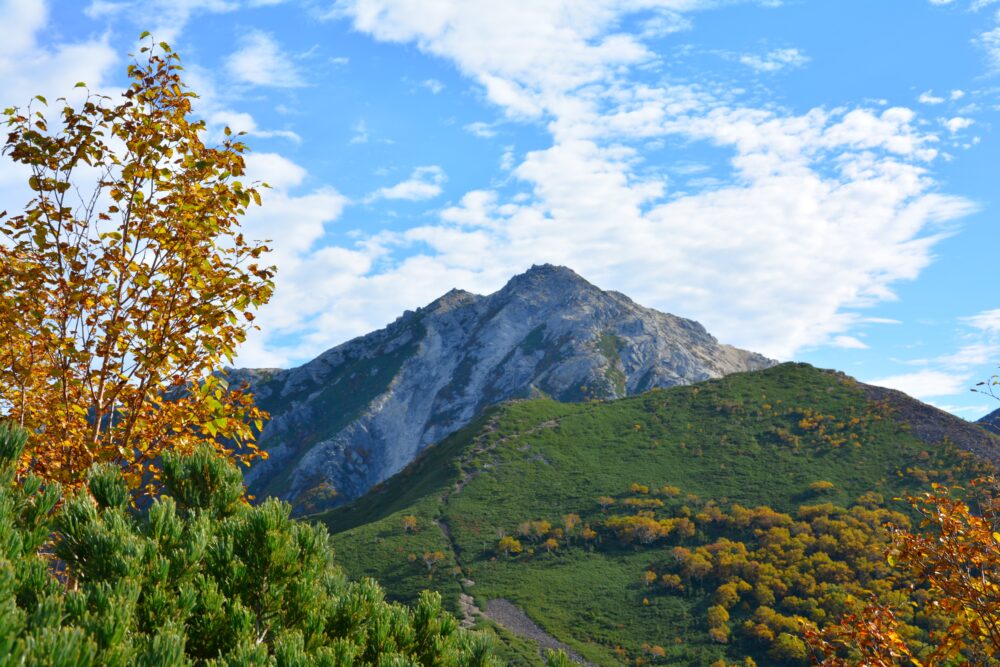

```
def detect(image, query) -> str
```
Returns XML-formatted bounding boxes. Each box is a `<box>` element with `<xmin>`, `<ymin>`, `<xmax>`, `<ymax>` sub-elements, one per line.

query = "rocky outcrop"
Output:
<box><xmin>237</xmin><ymin>264</ymin><xmax>774</xmax><ymax>513</ymax></box>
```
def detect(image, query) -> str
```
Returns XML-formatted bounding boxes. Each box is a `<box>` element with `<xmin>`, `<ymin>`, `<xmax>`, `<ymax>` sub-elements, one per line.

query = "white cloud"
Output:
<box><xmin>944</xmin><ymin>116</ymin><xmax>974</xmax><ymax>133</ymax></box>
<box><xmin>245</xmin><ymin>152</ymin><xmax>308</xmax><ymax>190</ymax></box>
<box><xmin>209</xmin><ymin>110</ymin><xmax>301</xmax><ymax>142</ymax></box>
<box><xmin>950</xmin><ymin>89</ymin><xmax>966</xmax><ymax>100</ymax></box>
<box><xmin>500</xmin><ymin>146</ymin><xmax>515</xmax><ymax>170</ymax></box>
<box><xmin>85</xmin><ymin>0</ymin><xmax>293</xmax><ymax>42</ymax></box>
<box><xmin>868</xmin><ymin>309</ymin><xmax>1000</xmax><ymax>405</ymax></box>
<box><xmin>869</xmin><ymin>370</ymin><xmax>972</xmax><ymax>399</ymax></box>
<box><xmin>640</xmin><ymin>11</ymin><xmax>692</xmax><ymax>37</ymax></box>
<box><xmin>230</xmin><ymin>0</ymin><xmax>978</xmax><ymax>365</ymax></box>
<box><xmin>830</xmin><ymin>335</ymin><xmax>869</xmax><ymax>349</ymax></box>
<box><xmin>178</xmin><ymin>65</ymin><xmax>303</xmax><ymax>148</ymax></box>
<box><xmin>979</xmin><ymin>22</ymin><xmax>1000</xmax><ymax>69</ymax></box>
<box><xmin>422</xmin><ymin>78</ymin><xmax>444</xmax><ymax>93</ymax></box>
<box><xmin>236</xmin><ymin>153</ymin><xmax>349</xmax><ymax>366</ymax></box>
<box><xmin>226</xmin><ymin>30</ymin><xmax>305</xmax><ymax>88</ymax></box>
<box><xmin>0</xmin><ymin>1</ymin><xmax>119</xmax><ymax>221</ymax></box>
<box><xmin>964</xmin><ymin>308</ymin><xmax>1000</xmax><ymax>333</ymax></box>
<box><xmin>464</xmin><ymin>121</ymin><xmax>497</xmax><ymax>138</ymax></box>
<box><xmin>0</xmin><ymin>3</ymin><xmax>117</xmax><ymax>109</ymax></box>
<box><xmin>373</xmin><ymin>166</ymin><xmax>446</xmax><ymax>201</ymax></box>
<box><xmin>85</xmin><ymin>0</ymin><xmax>242</xmax><ymax>43</ymax></box>
<box><xmin>918</xmin><ymin>90</ymin><xmax>945</xmax><ymax>104</ymax></box>
<box><xmin>935</xmin><ymin>342</ymin><xmax>1000</xmax><ymax>367</ymax></box>
<box><xmin>739</xmin><ymin>47</ymin><xmax>809</xmax><ymax>72</ymax></box>
<box><xmin>349</xmin><ymin>119</ymin><xmax>369</xmax><ymax>144</ymax></box>
<box><xmin>929</xmin><ymin>403</ymin><xmax>990</xmax><ymax>414</ymax></box>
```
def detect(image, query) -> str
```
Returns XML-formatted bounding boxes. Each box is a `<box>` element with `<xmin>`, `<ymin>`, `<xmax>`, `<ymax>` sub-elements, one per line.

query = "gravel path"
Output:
<box><xmin>483</xmin><ymin>599</ymin><xmax>596</xmax><ymax>666</ymax></box>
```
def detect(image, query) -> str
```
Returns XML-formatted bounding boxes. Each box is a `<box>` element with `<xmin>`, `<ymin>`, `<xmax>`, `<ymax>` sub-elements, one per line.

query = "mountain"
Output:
<box><xmin>317</xmin><ymin>363</ymin><xmax>1000</xmax><ymax>666</ymax></box>
<box><xmin>236</xmin><ymin>265</ymin><xmax>773</xmax><ymax>512</ymax></box>
<box><xmin>980</xmin><ymin>406</ymin><xmax>1000</xmax><ymax>434</ymax></box>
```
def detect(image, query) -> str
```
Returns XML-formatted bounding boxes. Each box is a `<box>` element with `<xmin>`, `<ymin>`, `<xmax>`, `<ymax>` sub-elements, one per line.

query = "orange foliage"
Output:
<box><xmin>808</xmin><ymin>479</ymin><xmax>1000</xmax><ymax>666</ymax></box>
<box><xmin>0</xmin><ymin>39</ymin><xmax>274</xmax><ymax>491</ymax></box>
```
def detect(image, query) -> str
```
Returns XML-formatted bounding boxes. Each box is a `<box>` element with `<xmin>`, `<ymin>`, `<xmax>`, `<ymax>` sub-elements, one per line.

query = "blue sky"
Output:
<box><xmin>2</xmin><ymin>0</ymin><xmax>999</xmax><ymax>418</ymax></box>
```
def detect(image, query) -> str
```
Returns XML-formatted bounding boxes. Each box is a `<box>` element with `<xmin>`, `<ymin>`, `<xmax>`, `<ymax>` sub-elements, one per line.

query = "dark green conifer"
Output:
<box><xmin>0</xmin><ymin>424</ymin><xmax>499</xmax><ymax>666</ymax></box>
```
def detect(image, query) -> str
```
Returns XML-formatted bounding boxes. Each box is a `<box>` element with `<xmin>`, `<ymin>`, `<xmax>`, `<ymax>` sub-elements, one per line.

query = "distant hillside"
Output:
<box><xmin>318</xmin><ymin>363</ymin><xmax>999</xmax><ymax>666</ymax></box>
<box><xmin>235</xmin><ymin>264</ymin><xmax>772</xmax><ymax>513</ymax></box>
<box><xmin>980</xmin><ymin>406</ymin><xmax>1000</xmax><ymax>435</ymax></box>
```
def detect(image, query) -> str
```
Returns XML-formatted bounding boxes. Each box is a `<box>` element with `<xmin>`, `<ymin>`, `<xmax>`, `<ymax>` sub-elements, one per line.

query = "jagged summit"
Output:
<box><xmin>238</xmin><ymin>266</ymin><xmax>775</xmax><ymax>514</ymax></box>
<box><xmin>499</xmin><ymin>263</ymin><xmax>601</xmax><ymax>301</ymax></box>
<box><xmin>504</xmin><ymin>263</ymin><xmax>590</xmax><ymax>286</ymax></box>
<box><xmin>424</xmin><ymin>287</ymin><xmax>479</xmax><ymax>313</ymax></box>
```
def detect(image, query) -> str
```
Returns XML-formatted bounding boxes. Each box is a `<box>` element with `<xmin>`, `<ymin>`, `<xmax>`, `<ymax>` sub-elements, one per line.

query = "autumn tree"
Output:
<box><xmin>0</xmin><ymin>36</ymin><xmax>274</xmax><ymax>490</ymax></box>
<box><xmin>807</xmin><ymin>480</ymin><xmax>1000</xmax><ymax>666</ymax></box>
<box><xmin>497</xmin><ymin>535</ymin><xmax>523</xmax><ymax>556</ymax></box>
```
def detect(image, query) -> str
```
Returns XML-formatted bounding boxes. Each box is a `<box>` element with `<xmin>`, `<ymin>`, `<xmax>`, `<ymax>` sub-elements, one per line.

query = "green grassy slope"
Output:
<box><xmin>316</xmin><ymin>363</ymin><xmax>996</xmax><ymax>666</ymax></box>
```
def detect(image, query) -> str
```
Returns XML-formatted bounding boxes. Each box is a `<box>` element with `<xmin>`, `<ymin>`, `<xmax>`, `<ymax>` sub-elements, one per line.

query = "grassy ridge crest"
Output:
<box><xmin>319</xmin><ymin>363</ymin><xmax>997</xmax><ymax>665</ymax></box>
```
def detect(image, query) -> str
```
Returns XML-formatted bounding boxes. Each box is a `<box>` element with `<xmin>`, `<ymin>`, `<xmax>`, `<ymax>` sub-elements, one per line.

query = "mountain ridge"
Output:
<box><xmin>235</xmin><ymin>264</ymin><xmax>774</xmax><ymax>513</ymax></box>
<box><xmin>318</xmin><ymin>362</ymin><xmax>1000</xmax><ymax>666</ymax></box>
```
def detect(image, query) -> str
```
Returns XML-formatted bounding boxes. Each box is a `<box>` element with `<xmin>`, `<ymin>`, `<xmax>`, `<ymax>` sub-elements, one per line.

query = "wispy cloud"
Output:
<box><xmin>739</xmin><ymin>48</ymin><xmax>809</xmax><ymax>72</ymax></box>
<box><xmin>830</xmin><ymin>335</ymin><xmax>869</xmax><ymax>350</ymax></box>
<box><xmin>964</xmin><ymin>308</ymin><xmax>1000</xmax><ymax>333</ymax></box>
<box><xmin>226</xmin><ymin>29</ymin><xmax>305</xmax><ymax>88</ymax></box>
<box><xmin>868</xmin><ymin>307</ymin><xmax>1000</xmax><ymax>402</ymax></box>
<box><xmin>422</xmin><ymin>78</ymin><xmax>444</xmax><ymax>94</ymax></box>
<box><xmin>85</xmin><ymin>0</ymin><xmax>266</xmax><ymax>43</ymax></box>
<box><xmin>918</xmin><ymin>90</ymin><xmax>945</xmax><ymax>104</ymax></box>
<box><xmin>464</xmin><ymin>121</ymin><xmax>497</xmax><ymax>138</ymax></box>
<box><xmin>349</xmin><ymin>119</ymin><xmax>369</xmax><ymax>144</ymax></box>
<box><xmin>209</xmin><ymin>110</ymin><xmax>301</xmax><ymax>143</ymax></box>
<box><xmin>869</xmin><ymin>369</ymin><xmax>972</xmax><ymax>399</ymax></box>
<box><xmin>265</xmin><ymin>0</ymin><xmax>977</xmax><ymax>363</ymax></box>
<box><xmin>0</xmin><ymin>3</ymin><xmax>117</xmax><ymax>107</ymax></box>
<box><xmin>372</xmin><ymin>166</ymin><xmax>446</xmax><ymax>201</ymax></box>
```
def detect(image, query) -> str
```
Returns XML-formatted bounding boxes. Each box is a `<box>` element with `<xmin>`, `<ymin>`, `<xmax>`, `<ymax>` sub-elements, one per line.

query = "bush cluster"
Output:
<box><xmin>0</xmin><ymin>423</ymin><xmax>497</xmax><ymax>666</ymax></box>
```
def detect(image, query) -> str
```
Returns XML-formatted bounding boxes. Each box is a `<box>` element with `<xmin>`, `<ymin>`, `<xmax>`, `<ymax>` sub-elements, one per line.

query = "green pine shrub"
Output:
<box><xmin>0</xmin><ymin>423</ymin><xmax>498</xmax><ymax>666</ymax></box>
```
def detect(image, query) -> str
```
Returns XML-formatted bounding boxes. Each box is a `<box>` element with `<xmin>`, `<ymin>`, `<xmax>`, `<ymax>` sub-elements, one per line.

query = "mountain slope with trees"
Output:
<box><xmin>317</xmin><ymin>363</ymin><xmax>999</xmax><ymax>666</ymax></box>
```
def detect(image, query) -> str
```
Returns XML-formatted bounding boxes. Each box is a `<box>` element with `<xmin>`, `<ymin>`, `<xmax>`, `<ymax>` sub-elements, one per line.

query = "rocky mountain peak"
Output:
<box><xmin>499</xmin><ymin>263</ymin><xmax>596</xmax><ymax>298</ymax></box>
<box><xmin>240</xmin><ymin>266</ymin><xmax>775</xmax><ymax>515</ymax></box>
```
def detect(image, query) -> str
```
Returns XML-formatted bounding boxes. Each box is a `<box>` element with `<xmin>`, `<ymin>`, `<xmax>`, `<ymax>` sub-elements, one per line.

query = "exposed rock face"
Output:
<box><xmin>237</xmin><ymin>265</ymin><xmax>774</xmax><ymax>513</ymax></box>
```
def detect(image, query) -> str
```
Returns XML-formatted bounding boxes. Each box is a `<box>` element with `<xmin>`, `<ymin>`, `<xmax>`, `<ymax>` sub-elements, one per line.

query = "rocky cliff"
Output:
<box><xmin>236</xmin><ymin>264</ymin><xmax>774</xmax><ymax>513</ymax></box>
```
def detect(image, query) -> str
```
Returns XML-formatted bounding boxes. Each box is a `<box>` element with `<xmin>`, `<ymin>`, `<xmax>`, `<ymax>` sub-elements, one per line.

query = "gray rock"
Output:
<box><xmin>233</xmin><ymin>264</ymin><xmax>774</xmax><ymax>513</ymax></box>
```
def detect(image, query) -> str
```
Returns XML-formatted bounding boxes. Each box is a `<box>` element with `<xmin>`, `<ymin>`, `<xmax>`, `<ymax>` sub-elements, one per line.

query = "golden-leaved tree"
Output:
<box><xmin>0</xmin><ymin>36</ymin><xmax>275</xmax><ymax>490</ymax></box>
<box><xmin>806</xmin><ymin>479</ymin><xmax>1000</xmax><ymax>666</ymax></box>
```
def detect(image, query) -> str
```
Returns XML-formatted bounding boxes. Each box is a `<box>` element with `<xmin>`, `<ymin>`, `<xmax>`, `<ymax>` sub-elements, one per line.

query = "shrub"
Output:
<box><xmin>0</xmin><ymin>423</ymin><xmax>497</xmax><ymax>665</ymax></box>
